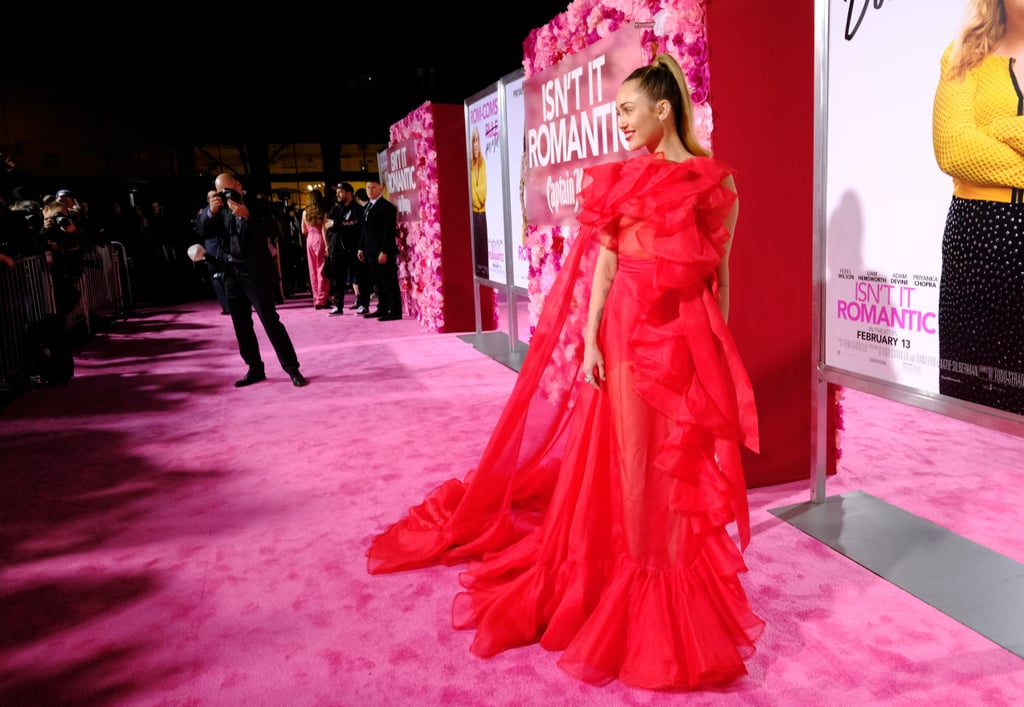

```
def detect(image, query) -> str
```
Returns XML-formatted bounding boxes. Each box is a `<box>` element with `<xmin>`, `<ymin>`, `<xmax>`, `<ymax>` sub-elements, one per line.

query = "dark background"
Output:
<box><xmin>3</xmin><ymin>7</ymin><xmax>571</xmax><ymax>145</ymax></box>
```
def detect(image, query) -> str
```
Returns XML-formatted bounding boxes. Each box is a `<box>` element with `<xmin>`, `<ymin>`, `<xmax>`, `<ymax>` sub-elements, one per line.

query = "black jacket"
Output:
<box><xmin>196</xmin><ymin>200</ymin><xmax>275</xmax><ymax>277</ymax></box>
<box><xmin>358</xmin><ymin>198</ymin><xmax>398</xmax><ymax>258</ymax></box>
<box><xmin>327</xmin><ymin>201</ymin><xmax>364</xmax><ymax>254</ymax></box>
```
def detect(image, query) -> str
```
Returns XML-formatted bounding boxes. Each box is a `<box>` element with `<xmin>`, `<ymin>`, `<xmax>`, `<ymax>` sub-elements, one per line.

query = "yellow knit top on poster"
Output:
<box><xmin>933</xmin><ymin>42</ymin><xmax>1024</xmax><ymax>203</ymax></box>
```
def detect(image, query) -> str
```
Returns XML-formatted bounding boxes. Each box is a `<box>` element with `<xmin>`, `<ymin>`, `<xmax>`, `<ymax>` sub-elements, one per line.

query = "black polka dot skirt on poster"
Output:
<box><xmin>938</xmin><ymin>196</ymin><xmax>1024</xmax><ymax>415</ymax></box>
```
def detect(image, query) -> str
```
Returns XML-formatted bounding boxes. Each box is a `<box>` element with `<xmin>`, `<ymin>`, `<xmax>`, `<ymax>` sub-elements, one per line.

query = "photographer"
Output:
<box><xmin>40</xmin><ymin>200</ymin><xmax>86</xmax><ymax>317</ymax></box>
<box><xmin>195</xmin><ymin>173</ymin><xmax>308</xmax><ymax>388</ymax></box>
<box><xmin>20</xmin><ymin>198</ymin><xmax>84</xmax><ymax>385</ymax></box>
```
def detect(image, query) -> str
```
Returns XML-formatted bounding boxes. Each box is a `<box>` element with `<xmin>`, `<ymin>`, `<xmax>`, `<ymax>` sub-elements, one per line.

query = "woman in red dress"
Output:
<box><xmin>367</xmin><ymin>53</ymin><xmax>762</xmax><ymax>691</ymax></box>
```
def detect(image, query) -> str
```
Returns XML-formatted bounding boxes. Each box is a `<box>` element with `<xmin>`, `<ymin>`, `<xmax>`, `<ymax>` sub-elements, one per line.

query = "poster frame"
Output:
<box><xmin>812</xmin><ymin>0</ymin><xmax>1024</xmax><ymax>497</ymax></box>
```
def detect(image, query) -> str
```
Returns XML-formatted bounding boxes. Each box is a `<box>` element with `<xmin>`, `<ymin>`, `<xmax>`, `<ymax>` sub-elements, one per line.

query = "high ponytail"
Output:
<box><xmin>623</xmin><ymin>53</ymin><xmax>709</xmax><ymax>157</ymax></box>
<box><xmin>657</xmin><ymin>54</ymin><xmax>709</xmax><ymax>157</ymax></box>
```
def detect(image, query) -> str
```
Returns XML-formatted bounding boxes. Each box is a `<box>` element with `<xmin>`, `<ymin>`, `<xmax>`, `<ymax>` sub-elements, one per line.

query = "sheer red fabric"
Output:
<box><xmin>367</xmin><ymin>153</ymin><xmax>763</xmax><ymax>690</ymax></box>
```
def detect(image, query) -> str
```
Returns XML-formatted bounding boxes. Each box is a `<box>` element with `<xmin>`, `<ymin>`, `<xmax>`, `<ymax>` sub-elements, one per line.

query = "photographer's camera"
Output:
<box><xmin>217</xmin><ymin>188</ymin><xmax>241</xmax><ymax>204</ymax></box>
<box><xmin>55</xmin><ymin>213</ymin><xmax>78</xmax><ymax>231</ymax></box>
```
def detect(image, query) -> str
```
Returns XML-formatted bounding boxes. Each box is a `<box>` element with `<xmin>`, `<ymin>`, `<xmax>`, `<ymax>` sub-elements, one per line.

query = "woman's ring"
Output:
<box><xmin>584</xmin><ymin>374</ymin><xmax>594</xmax><ymax>383</ymax></box>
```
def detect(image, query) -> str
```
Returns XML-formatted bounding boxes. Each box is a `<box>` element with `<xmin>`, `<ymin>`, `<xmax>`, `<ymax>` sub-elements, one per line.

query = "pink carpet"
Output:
<box><xmin>2</xmin><ymin>296</ymin><xmax>1023</xmax><ymax>706</ymax></box>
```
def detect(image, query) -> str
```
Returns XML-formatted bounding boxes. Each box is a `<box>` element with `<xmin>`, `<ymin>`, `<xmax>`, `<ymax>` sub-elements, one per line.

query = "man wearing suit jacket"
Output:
<box><xmin>197</xmin><ymin>173</ymin><xmax>308</xmax><ymax>387</ymax></box>
<box><xmin>357</xmin><ymin>178</ymin><xmax>402</xmax><ymax>321</ymax></box>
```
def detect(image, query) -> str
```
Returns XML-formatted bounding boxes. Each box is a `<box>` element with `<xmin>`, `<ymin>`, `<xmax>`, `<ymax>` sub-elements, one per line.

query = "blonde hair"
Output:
<box><xmin>303</xmin><ymin>190</ymin><xmax>324</xmax><ymax>224</ymax></box>
<box><xmin>623</xmin><ymin>53</ymin><xmax>709</xmax><ymax>157</ymax></box>
<box><xmin>470</xmin><ymin>126</ymin><xmax>484</xmax><ymax>169</ymax></box>
<box><xmin>948</xmin><ymin>0</ymin><xmax>1007</xmax><ymax>79</ymax></box>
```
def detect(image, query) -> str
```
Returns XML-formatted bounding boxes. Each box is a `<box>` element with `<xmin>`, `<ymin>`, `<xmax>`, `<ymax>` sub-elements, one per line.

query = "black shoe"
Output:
<box><xmin>378</xmin><ymin>313</ymin><xmax>402</xmax><ymax>321</ymax></box>
<box><xmin>364</xmin><ymin>310</ymin><xmax>382</xmax><ymax>318</ymax></box>
<box><xmin>288</xmin><ymin>370</ymin><xmax>309</xmax><ymax>387</ymax></box>
<box><xmin>234</xmin><ymin>369</ymin><xmax>266</xmax><ymax>387</ymax></box>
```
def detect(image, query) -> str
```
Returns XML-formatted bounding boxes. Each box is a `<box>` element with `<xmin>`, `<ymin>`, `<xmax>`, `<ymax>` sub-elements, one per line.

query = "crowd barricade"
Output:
<box><xmin>0</xmin><ymin>243</ymin><xmax>129</xmax><ymax>383</ymax></box>
<box><xmin>77</xmin><ymin>242</ymin><xmax>129</xmax><ymax>330</ymax></box>
<box><xmin>107</xmin><ymin>241</ymin><xmax>134</xmax><ymax>315</ymax></box>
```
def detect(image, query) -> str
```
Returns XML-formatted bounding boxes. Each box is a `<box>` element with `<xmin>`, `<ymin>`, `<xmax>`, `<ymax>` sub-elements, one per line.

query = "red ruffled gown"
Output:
<box><xmin>367</xmin><ymin>153</ymin><xmax>763</xmax><ymax>690</ymax></box>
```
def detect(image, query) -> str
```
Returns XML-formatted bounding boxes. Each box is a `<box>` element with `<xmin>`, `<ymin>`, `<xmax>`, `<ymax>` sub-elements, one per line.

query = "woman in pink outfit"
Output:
<box><xmin>302</xmin><ymin>189</ymin><xmax>330</xmax><ymax>308</ymax></box>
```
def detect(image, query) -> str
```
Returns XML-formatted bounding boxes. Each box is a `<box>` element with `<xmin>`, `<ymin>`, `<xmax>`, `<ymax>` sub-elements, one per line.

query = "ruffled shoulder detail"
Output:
<box><xmin>578</xmin><ymin>154</ymin><xmax>736</xmax><ymax>288</ymax></box>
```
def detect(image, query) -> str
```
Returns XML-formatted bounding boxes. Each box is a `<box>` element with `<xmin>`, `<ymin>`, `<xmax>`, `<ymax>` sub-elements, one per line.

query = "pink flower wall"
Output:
<box><xmin>389</xmin><ymin>0</ymin><xmax>709</xmax><ymax>334</ymax></box>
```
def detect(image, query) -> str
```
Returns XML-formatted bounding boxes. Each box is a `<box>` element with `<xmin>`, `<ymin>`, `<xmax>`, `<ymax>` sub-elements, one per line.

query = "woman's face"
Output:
<box><xmin>615</xmin><ymin>79</ymin><xmax>662</xmax><ymax>152</ymax></box>
<box><xmin>472</xmin><ymin>133</ymin><xmax>481</xmax><ymax>157</ymax></box>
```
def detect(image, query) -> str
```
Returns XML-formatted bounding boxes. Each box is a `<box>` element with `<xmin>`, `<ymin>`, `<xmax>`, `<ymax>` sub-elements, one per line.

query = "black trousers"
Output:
<box><xmin>224</xmin><ymin>262</ymin><xmax>300</xmax><ymax>373</ymax></box>
<box><xmin>330</xmin><ymin>248</ymin><xmax>369</xmax><ymax>305</ymax></box>
<box><xmin>365</xmin><ymin>255</ymin><xmax>401</xmax><ymax>316</ymax></box>
<box><xmin>352</xmin><ymin>251</ymin><xmax>372</xmax><ymax>309</ymax></box>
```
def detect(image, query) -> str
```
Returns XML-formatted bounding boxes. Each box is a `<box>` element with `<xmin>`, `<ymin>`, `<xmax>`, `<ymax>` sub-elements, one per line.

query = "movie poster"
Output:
<box><xmin>466</xmin><ymin>86</ymin><xmax>507</xmax><ymax>284</ymax></box>
<box><xmin>823</xmin><ymin>1</ymin><xmax>964</xmax><ymax>396</ymax></box>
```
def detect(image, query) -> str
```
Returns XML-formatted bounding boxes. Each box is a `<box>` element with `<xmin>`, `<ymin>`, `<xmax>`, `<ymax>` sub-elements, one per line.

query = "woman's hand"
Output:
<box><xmin>582</xmin><ymin>342</ymin><xmax>605</xmax><ymax>389</ymax></box>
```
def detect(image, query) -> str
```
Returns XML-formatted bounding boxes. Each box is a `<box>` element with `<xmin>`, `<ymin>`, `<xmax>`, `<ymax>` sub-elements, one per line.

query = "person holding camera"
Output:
<box><xmin>196</xmin><ymin>173</ymin><xmax>308</xmax><ymax>388</ymax></box>
<box><xmin>20</xmin><ymin>198</ymin><xmax>86</xmax><ymax>384</ymax></box>
<box><xmin>39</xmin><ymin>199</ymin><xmax>86</xmax><ymax>317</ymax></box>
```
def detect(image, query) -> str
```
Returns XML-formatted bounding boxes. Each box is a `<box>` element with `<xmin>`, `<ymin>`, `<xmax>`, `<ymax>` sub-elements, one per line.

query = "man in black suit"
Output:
<box><xmin>196</xmin><ymin>173</ymin><xmax>308</xmax><ymax>387</ymax></box>
<box><xmin>357</xmin><ymin>178</ymin><xmax>402</xmax><ymax>321</ymax></box>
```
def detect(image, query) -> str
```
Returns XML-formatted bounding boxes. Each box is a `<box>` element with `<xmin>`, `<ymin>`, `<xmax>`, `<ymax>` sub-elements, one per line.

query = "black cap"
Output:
<box><xmin>335</xmin><ymin>183</ymin><xmax>354</xmax><ymax>193</ymax></box>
